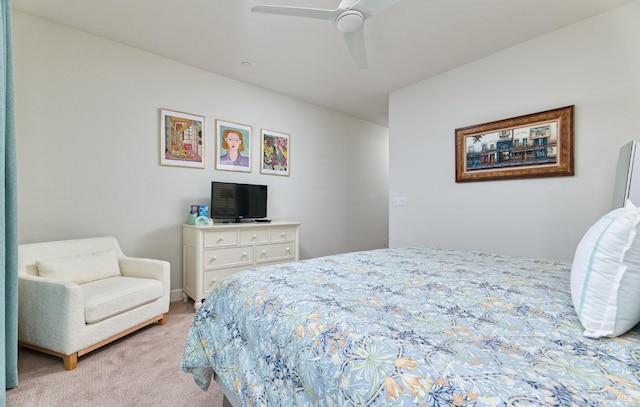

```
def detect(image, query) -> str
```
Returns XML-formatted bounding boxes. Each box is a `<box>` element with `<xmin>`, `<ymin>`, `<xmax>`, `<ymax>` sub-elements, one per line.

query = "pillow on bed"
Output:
<box><xmin>571</xmin><ymin>200</ymin><xmax>640</xmax><ymax>338</ymax></box>
<box><xmin>36</xmin><ymin>249</ymin><xmax>121</xmax><ymax>285</ymax></box>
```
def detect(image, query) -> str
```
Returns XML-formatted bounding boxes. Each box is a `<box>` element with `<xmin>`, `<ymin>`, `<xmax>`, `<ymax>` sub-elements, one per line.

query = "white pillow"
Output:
<box><xmin>571</xmin><ymin>200</ymin><xmax>640</xmax><ymax>338</ymax></box>
<box><xmin>37</xmin><ymin>249</ymin><xmax>121</xmax><ymax>285</ymax></box>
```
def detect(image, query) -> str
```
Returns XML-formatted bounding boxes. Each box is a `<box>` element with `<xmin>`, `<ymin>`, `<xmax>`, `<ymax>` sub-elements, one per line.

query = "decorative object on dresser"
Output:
<box><xmin>18</xmin><ymin>237</ymin><xmax>171</xmax><ymax>370</ymax></box>
<box><xmin>182</xmin><ymin>221</ymin><xmax>300</xmax><ymax>310</ymax></box>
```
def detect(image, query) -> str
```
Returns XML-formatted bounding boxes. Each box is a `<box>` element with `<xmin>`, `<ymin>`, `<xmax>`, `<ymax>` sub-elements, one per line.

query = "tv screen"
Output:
<box><xmin>210</xmin><ymin>182</ymin><xmax>267</xmax><ymax>221</ymax></box>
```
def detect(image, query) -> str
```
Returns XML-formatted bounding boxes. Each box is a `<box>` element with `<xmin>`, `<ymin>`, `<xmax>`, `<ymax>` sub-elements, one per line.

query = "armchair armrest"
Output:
<box><xmin>18</xmin><ymin>274</ymin><xmax>86</xmax><ymax>354</ymax></box>
<box><xmin>119</xmin><ymin>256</ymin><xmax>169</xmax><ymax>281</ymax></box>
<box><xmin>119</xmin><ymin>256</ymin><xmax>171</xmax><ymax>309</ymax></box>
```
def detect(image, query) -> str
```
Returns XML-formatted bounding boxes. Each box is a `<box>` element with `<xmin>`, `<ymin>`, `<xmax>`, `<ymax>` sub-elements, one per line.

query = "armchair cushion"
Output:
<box><xmin>36</xmin><ymin>249</ymin><xmax>121</xmax><ymax>284</ymax></box>
<box><xmin>81</xmin><ymin>276</ymin><xmax>163</xmax><ymax>324</ymax></box>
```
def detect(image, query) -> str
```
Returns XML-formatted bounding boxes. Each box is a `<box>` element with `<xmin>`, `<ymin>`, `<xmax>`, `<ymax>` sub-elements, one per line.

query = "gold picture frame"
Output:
<box><xmin>455</xmin><ymin>105</ymin><xmax>574</xmax><ymax>182</ymax></box>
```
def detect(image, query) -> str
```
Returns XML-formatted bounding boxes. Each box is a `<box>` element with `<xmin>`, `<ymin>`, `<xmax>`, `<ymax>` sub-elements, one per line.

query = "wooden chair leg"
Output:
<box><xmin>63</xmin><ymin>353</ymin><xmax>78</xmax><ymax>370</ymax></box>
<box><xmin>158</xmin><ymin>313</ymin><xmax>167</xmax><ymax>326</ymax></box>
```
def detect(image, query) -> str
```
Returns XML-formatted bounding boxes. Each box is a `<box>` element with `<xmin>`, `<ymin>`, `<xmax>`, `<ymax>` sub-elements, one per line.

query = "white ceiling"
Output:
<box><xmin>11</xmin><ymin>0</ymin><xmax>634</xmax><ymax>127</ymax></box>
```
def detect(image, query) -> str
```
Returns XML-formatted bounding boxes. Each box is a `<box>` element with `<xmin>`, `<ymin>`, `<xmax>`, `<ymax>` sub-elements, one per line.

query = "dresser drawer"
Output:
<box><xmin>270</xmin><ymin>227</ymin><xmax>297</xmax><ymax>242</ymax></box>
<box><xmin>240</xmin><ymin>228</ymin><xmax>269</xmax><ymax>244</ymax></box>
<box><xmin>203</xmin><ymin>230</ymin><xmax>238</xmax><ymax>247</ymax></box>
<box><xmin>203</xmin><ymin>266</ymin><xmax>248</xmax><ymax>295</ymax></box>
<box><xmin>203</xmin><ymin>246</ymin><xmax>253</xmax><ymax>269</ymax></box>
<box><xmin>255</xmin><ymin>242</ymin><xmax>295</xmax><ymax>264</ymax></box>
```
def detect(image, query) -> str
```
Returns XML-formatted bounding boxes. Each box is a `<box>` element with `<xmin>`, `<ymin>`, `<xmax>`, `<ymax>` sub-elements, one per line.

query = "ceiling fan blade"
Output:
<box><xmin>251</xmin><ymin>5</ymin><xmax>339</xmax><ymax>21</ymax></box>
<box><xmin>355</xmin><ymin>0</ymin><xmax>399</xmax><ymax>17</ymax></box>
<box><xmin>343</xmin><ymin>29</ymin><xmax>368</xmax><ymax>70</ymax></box>
<box><xmin>338</xmin><ymin>0</ymin><xmax>361</xmax><ymax>9</ymax></box>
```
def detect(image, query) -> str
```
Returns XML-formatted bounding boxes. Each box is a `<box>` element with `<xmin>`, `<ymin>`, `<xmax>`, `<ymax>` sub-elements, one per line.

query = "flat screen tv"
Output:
<box><xmin>210</xmin><ymin>181</ymin><xmax>267</xmax><ymax>222</ymax></box>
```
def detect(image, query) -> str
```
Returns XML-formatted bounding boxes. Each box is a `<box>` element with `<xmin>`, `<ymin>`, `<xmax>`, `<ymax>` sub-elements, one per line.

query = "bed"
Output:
<box><xmin>180</xmin><ymin>247</ymin><xmax>640</xmax><ymax>406</ymax></box>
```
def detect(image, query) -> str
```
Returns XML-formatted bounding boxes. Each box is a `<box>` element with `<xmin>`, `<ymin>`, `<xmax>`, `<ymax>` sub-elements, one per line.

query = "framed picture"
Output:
<box><xmin>455</xmin><ymin>105</ymin><xmax>574</xmax><ymax>182</ymax></box>
<box><xmin>160</xmin><ymin>109</ymin><xmax>205</xmax><ymax>169</ymax></box>
<box><xmin>215</xmin><ymin>119</ymin><xmax>252</xmax><ymax>172</ymax></box>
<box><xmin>260</xmin><ymin>129</ymin><xmax>290</xmax><ymax>176</ymax></box>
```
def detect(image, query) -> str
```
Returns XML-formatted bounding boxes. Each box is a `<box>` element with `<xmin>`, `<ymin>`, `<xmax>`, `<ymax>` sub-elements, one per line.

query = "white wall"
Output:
<box><xmin>13</xmin><ymin>12</ymin><xmax>389</xmax><ymax>298</ymax></box>
<box><xmin>389</xmin><ymin>0</ymin><xmax>640</xmax><ymax>262</ymax></box>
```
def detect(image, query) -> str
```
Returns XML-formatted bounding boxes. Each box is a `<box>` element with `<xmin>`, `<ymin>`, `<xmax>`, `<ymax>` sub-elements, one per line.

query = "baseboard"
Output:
<box><xmin>170</xmin><ymin>289</ymin><xmax>184</xmax><ymax>302</ymax></box>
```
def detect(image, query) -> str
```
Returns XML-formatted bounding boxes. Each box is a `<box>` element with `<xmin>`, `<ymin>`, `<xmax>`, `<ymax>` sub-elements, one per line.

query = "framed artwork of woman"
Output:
<box><xmin>215</xmin><ymin>119</ymin><xmax>252</xmax><ymax>172</ymax></box>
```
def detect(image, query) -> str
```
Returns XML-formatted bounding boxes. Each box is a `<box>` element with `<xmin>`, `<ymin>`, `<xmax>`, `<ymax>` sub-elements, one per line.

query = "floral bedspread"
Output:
<box><xmin>181</xmin><ymin>247</ymin><xmax>640</xmax><ymax>406</ymax></box>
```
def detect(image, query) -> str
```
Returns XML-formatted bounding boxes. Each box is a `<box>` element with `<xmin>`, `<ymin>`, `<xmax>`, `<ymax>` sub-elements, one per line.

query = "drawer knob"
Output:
<box><xmin>210</xmin><ymin>256</ymin><xmax>217</xmax><ymax>263</ymax></box>
<box><xmin>261</xmin><ymin>250</ymin><xmax>267</xmax><ymax>255</ymax></box>
<box><xmin>281</xmin><ymin>232</ymin><xmax>286</xmax><ymax>237</ymax></box>
<box><xmin>208</xmin><ymin>278</ymin><xmax>218</xmax><ymax>288</ymax></box>
<box><xmin>253</xmin><ymin>234</ymin><xmax>257</xmax><ymax>238</ymax></box>
<box><xmin>242</xmin><ymin>252</ymin><xmax>247</xmax><ymax>257</ymax></box>
<box><xmin>286</xmin><ymin>247</ymin><xmax>291</xmax><ymax>252</ymax></box>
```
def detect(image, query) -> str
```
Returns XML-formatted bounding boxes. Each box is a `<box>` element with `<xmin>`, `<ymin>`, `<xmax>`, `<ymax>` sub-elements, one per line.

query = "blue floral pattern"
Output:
<box><xmin>181</xmin><ymin>247</ymin><xmax>640</xmax><ymax>406</ymax></box>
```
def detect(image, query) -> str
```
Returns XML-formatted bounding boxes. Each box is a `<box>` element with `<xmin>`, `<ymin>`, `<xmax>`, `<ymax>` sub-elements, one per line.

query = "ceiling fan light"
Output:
<box><xmin>336</xmin><ymin>10</ymin><xmax>364</xmax><ymax>33</ymax></box>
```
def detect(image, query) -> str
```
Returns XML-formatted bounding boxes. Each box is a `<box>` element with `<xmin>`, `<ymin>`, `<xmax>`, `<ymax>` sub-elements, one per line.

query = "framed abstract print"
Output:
<box><xmin>260</xmin><ymin>129</ymin><xmax>290</xmax><ymax>176</ymax></box>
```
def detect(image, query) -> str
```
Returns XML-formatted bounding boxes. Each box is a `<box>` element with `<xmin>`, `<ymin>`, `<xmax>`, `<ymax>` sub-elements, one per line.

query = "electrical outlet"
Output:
<box><xmin>392</xmin><ymin>197</ymin><xmax>408</xmax><ymax>207</ymax></box>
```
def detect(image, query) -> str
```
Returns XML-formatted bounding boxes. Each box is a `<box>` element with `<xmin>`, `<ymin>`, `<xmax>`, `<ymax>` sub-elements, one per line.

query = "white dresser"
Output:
<box><xmin>182</xmin><ymin>221</ymin><xmax>300</xmax><ymax>310</ymax></box>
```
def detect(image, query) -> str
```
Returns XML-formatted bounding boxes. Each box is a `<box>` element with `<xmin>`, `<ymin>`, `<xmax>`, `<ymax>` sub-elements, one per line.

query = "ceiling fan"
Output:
<box><xmin>251</xmin><ymin>0</ymin><xmax>399</xmax><ymax>70</ymax></box>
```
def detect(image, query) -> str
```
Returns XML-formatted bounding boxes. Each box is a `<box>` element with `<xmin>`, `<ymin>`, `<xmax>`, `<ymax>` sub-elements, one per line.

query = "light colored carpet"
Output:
<box><xmin>6</xmin><ymin>301</ymin><xmax>223</xmax><ymax>407</ymax></box>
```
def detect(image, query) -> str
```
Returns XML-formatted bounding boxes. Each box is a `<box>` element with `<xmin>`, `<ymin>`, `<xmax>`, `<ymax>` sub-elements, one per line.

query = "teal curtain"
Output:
<box><xmin>1</xmin><ymin>0</ymin><xmax>18</xmax><ymax>405</ymax></box>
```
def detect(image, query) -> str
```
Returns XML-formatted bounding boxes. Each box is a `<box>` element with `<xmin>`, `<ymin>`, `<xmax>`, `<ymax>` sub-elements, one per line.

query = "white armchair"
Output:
<box><xmin>18</xmin><ymin>237</ymin><xmax>170</xmax><ymax>370</ymax></box>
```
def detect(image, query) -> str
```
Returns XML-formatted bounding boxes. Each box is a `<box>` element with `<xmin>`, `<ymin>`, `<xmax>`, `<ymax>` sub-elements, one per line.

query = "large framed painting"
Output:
<box><xmin>455</xmin><ymin>105</ymin><xmax>575</xmax><ymax>182</ymax></box>
<box><xmin>216</xmin><ymin>119</ymin><xmax>252</xmax><ymax>173</ymax></box>
<box><xmin>260</xmin><ymin>129</ymin><xmax>290</xmax><ymax>176</ymax></box>
<box><xmin>160</xmin><ymin>109</ymin><xmax>205</xmax><ymax>169</ymax></box>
